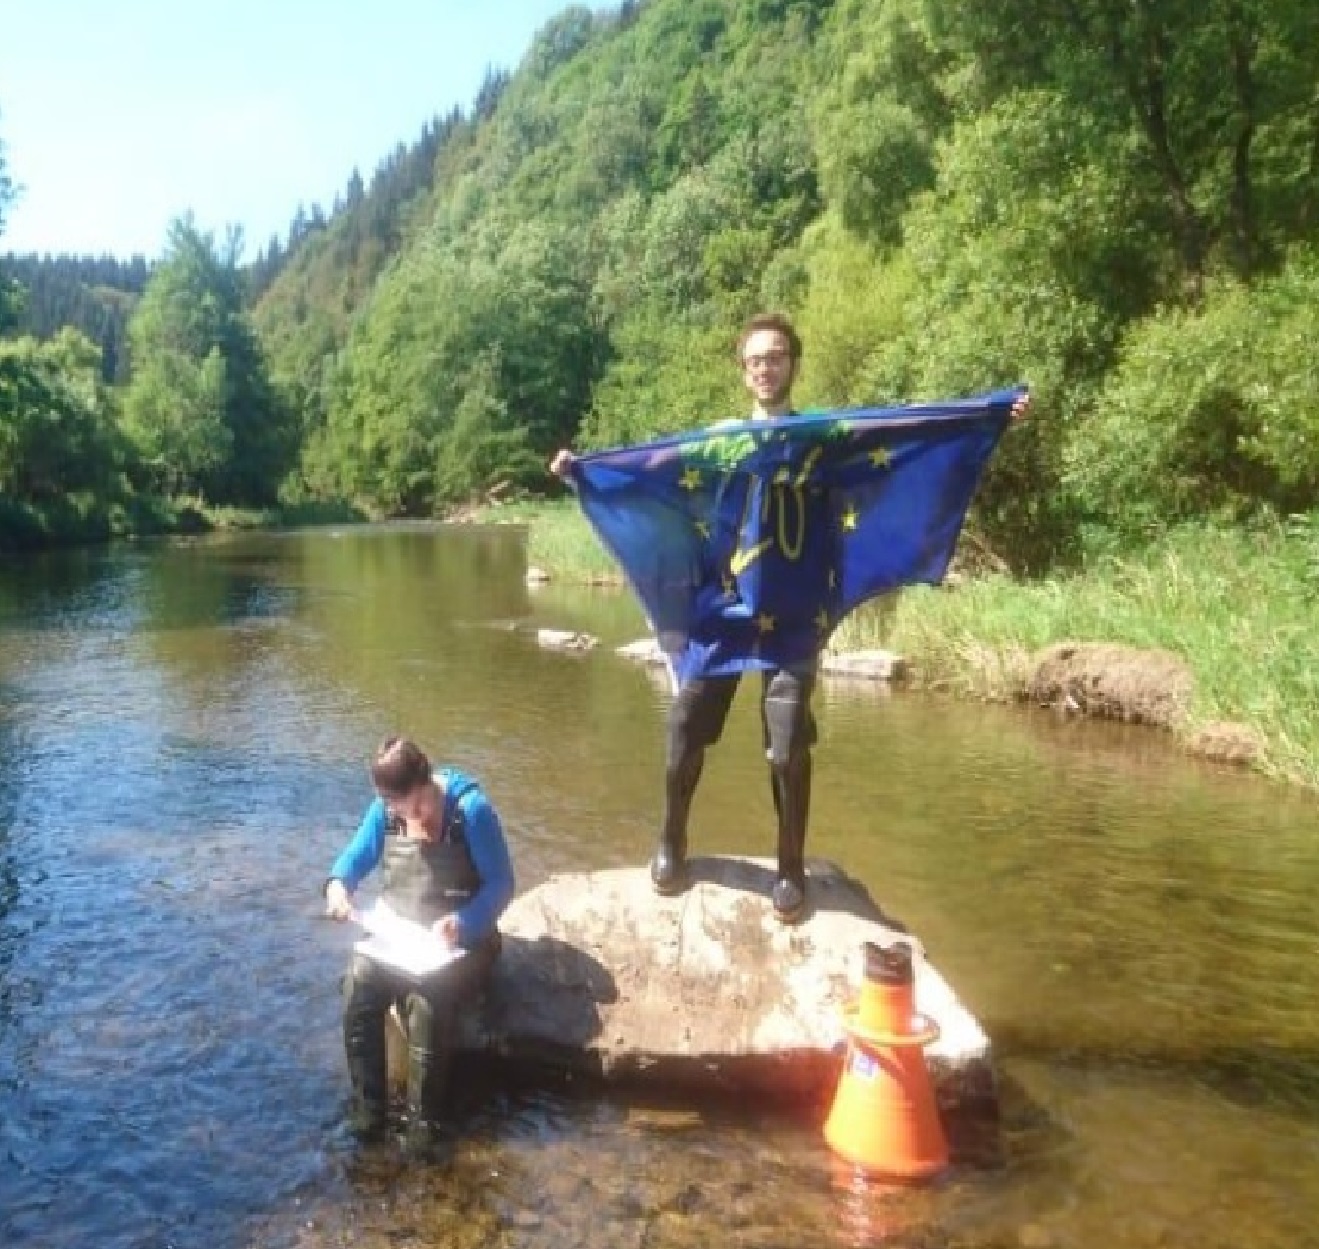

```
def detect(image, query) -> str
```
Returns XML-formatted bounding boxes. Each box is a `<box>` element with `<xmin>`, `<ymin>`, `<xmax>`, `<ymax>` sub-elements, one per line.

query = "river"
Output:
<box><xmin>1</xmin><ymin>524</ymin><xmax>1316</xmax><ymax>1249</ymax></box>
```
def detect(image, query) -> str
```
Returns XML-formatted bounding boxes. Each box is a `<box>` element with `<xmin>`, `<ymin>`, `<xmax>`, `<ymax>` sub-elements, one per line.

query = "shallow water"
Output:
<box><xmin>1</xmin><ymin>525</ymin><xmax>1316</xmax><ymax>1249</ymax></box>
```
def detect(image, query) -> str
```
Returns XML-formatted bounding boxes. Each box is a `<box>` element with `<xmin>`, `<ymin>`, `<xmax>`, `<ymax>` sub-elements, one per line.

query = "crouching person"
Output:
<box><xmin>324</xmin><ymin>736</ymin><xmax>515</xmax><ymax>1154</ymax></box>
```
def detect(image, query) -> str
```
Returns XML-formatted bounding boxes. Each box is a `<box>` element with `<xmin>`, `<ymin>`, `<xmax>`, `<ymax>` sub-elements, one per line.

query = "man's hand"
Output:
<box><xmin>325</xmin><ymin>878</ymin><xmax>354</xmax><ymax>921</ymax></box>
<box><xmin>432</xmin><ymin>914</ymin><xmax>461</xmax><ymax>949</ymax></box>
<box><xmin>1010</xmin><ymin>392</ymin><xmax>1031</xmax><ymax>424</ymax></box>
<box><xmin>549</xmin><ymin>448</ymin><xmax>575</xmax><ymax>479</ymax></box>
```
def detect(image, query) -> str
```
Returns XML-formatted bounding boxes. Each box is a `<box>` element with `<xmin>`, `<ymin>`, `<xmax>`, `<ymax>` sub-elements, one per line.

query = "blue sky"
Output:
<box><xmin>0</xmin><ymin>0</ymin><xmax>580</xmax><ymax>258</ymax></box>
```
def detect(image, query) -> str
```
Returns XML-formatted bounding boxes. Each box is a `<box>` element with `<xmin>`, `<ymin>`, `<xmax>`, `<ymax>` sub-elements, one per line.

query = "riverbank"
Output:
<box><xmin>475</xmin><ymin>499</ymin><xmax>1319</xmax><ymax>791</ymax></box>
<box><xmin>0</xmin><ymin>492</ymin><xmax>367</xmax><ymax>554</ymax></box>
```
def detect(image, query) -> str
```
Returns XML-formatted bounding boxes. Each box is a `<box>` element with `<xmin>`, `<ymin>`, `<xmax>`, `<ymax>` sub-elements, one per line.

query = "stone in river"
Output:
<box><xmin>388</xmin><ymin>857</ymin><xmax>996</xmax><ymax>1123</ymax></box>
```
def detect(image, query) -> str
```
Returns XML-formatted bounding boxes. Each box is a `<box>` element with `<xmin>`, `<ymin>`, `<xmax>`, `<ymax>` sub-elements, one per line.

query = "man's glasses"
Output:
<box><xmin>743</xmin><ymin>351</ymin><xmax>790</xmax><ymax>370</ymax></box>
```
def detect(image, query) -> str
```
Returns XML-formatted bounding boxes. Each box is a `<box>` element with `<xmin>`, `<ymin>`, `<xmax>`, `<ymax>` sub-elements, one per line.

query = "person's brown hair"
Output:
<box><xmin>736</xmin><ymin>311</ymin><xmax>803</xmax><ymax>365</ymax></box>
<box><xmin>370</xmin><ymin>736</ymin><xmax>431</xmax><ymax>799</ymax></box>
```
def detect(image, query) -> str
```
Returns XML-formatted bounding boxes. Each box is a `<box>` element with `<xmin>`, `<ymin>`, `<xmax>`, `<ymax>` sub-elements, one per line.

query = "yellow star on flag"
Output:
<box><xmin>679</xmin><ymin>467</ymin><xmax>703</xmax><ymax>492</ymax></box>
<box><xmin>841</xmin><ymin>505</ymin><xmax>860</xmax><ymax>531</ymax></box>
<box><xmin>869</xmin><ymin>447</ymin><xmax>892</xmax><ymax>468</ymax></box>
<box><xmin>694</xmin><ymin>519</ymin><xmax>711</xmax><ymax>540</ymax></box>
<box><xmin>755</xmin><ymin>612</ymin><xmax>776</xmax><ymax>635</ymax></box>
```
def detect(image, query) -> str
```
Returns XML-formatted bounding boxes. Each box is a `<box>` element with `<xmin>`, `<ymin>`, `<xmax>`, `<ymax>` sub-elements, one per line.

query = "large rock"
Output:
<box><xmin>1026</xmin><ymin>642</ymin><xmax>1192</xmax><ymax>727</ymax></box>
<box><xmin>391</xmin><ymin>858</ymin><xmax>995</xmax><ymax>1119</ymax></box>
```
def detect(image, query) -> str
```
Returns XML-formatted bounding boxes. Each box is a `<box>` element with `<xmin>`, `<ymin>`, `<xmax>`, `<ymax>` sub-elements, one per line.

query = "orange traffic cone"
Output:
<box><xmin>823</xmin><ymin>940</ymin><xmax>949</xmax><ymax>1182</ymax></box>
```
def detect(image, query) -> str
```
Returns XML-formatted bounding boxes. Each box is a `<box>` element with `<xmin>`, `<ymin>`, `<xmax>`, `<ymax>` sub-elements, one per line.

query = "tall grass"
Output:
<box><xmin>838</xmin><ymin>524</ymin><xmax>1317</xmax><ymax>788</ymax></box>
<box><xmin>473</xmin><ymin>498</ymin><xmax>616</xmax><ymax>582</ymax></box>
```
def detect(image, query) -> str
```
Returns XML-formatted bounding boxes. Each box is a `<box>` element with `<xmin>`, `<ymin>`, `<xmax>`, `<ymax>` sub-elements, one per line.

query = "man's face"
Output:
<box><xmin>741</xmin><ymin>328</ymin><xmax>796</xmax><ymax>410</ymax></box>
<box><xmin>387</xmin><ymin>781</ymin><xmax>440</xmax><ymax>828</ymax></box>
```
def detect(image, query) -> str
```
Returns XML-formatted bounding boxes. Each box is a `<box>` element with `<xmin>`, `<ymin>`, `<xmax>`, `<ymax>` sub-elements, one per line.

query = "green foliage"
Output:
<box><xmin>123</xmin><ymin>218</ymin><xmax>294</xmax><ymax>504</ymax></box>
<box><xmin>250</xmin><ymin>110</ymin><xmax>466</xmax><ymax>422</ymax></box>
<box><xmin>432</xmin><ymin>350</ymin><xmax>545</xmax><ymax>502</ymax></box>
<box><xmin>931</xmin><ymin>0</ymin><xmax>1319</xmax><ymax>285</ymax></box>
<box><xmin>123</xmin><ymin>346</ymin><xmax>231</xmax><ymax>496</ymax></box>
<box><xmin>310</xmin><ymin>217</ymin><xmax>602</xmax><ymax>511</ymax></box>
<box><xmin>582</xmin><ymin>311</ymin><xmax>745</xmax><ymax>448</ymax></box>
<box><xmin>851</xmin><ymin>86</ymin><xmax>1173</xmax><ymax>566</ymax></box>
<box><xmin>1071</xmin><ymin>258</ymin><xmax>1319</xmax><ymax>536</ymax></box>
<box><xmin>810</xmin><ymin>0</ymin><xmax>951</xmax><ymax>244</ymax></box>
<box><xmin>244</xmin><ymin>0</ymin><xmax>1319</xmax><ymax>562</ymax></box>
<box><xmin>0</xmin><ymin>329</ymin><xmax>122</xmax><ymax>502</ymax></box>
<box><xmin>470</xmin><ymin>496</ymin><xmax>616</xmax><ymax>583</ymax></box>
<box><xmin>834</xmin><ymin>522</ymin><xmax>1319</xmax><ymax>789</ymax></box>
<box><xmin>1</xmin><ymin>253</ymin><xmax>150</xmax><ymax>383</ymax></box>
<box><xmin>790</xmin><ymin>215</ymin><xmax>918</xmax><ymax>406</ymax></box>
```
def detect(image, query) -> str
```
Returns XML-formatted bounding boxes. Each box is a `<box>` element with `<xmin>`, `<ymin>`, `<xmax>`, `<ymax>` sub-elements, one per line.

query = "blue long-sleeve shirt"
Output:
<box><xmin>329</xmin><ymin>767</ymin><xmax>515</xmax><ymax>947</ymax></box>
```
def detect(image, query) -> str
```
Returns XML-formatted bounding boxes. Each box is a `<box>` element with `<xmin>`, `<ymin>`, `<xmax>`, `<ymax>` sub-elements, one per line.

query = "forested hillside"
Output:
<box><xmin>253</xmin><ymin>0</ymin><xmax>1319</xmax><ymax>569</ymax></box>
<box><xmin>4</xmin><ymin>0</ymin><xmax>1318</xmax><ymax>566</ymax></box>
<box><xmin>1</xmin><ymin>253</ymin><xmax>150</xmax><ymax>383</ymax></box>
<box><xmin>0</xmin><ymin>99</ymin><xmax>470</xmax><ymax>544</ymax></box>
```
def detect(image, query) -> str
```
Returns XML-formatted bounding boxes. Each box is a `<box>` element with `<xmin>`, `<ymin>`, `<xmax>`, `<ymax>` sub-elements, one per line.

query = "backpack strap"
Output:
<box><xmin>439</xmin><ymin>771</ymin><xmax>476</xmax><ymax>845</ymax></box>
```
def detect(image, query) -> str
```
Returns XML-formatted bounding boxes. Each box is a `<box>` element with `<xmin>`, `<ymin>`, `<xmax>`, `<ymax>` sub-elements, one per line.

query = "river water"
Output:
<box><xmin>0</xmin><ymin>524</ymin><xmax>1316</xmax><ymax>1249</ymax></box>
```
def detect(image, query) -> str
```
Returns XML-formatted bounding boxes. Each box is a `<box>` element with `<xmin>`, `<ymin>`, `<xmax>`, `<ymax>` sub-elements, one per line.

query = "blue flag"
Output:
<box><xmin>570</xmin><ymin>389</ymin><xmax>1020</xmax><ymax>688</ymax></box>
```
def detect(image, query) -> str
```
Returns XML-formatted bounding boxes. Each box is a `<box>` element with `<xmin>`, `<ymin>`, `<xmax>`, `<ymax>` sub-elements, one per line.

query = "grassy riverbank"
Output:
<box><xmin>0</xmin><ymin>492</ymin><xmax>367</xmax><ymax>554</ymax></box>
<box><xmin>479</xmin><ymin>499</ymin><xmax>1319</xmax><ymax>790</ymax></box>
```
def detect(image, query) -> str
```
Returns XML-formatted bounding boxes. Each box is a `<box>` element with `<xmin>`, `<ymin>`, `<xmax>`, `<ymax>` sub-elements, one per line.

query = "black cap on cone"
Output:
<box><xmin>862</xmin><ymin>941</ymin><xmax>913</xmax><ymax>986</ymax></box>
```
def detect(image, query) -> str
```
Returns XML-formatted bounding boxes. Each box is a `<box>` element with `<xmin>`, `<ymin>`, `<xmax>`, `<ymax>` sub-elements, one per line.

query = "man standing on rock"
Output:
<box><xmin>551</xmin><ymin>312</ymin><xmax>1028</xmax><ymax>924</ymax></box>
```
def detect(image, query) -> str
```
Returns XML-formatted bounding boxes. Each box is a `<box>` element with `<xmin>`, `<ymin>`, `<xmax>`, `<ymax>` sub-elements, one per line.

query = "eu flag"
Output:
<box><xmin>569</xmin><ymin>389</ymin><xmax>1020</xmax><ymax>688</ymax></box>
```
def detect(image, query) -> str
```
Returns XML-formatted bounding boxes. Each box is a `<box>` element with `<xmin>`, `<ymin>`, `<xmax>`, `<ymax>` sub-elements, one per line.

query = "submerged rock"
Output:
<box><xmin>390</xmin><ymin>858</ymin><xmax>995</xmax><ymax>1118</ymax></box>
<box><xmin>536</xmin><ymin>628</ymin><xmax>599</xmax><ymax>652</ymax></box>
<box><xmin>614</xmin><ymin>636</ymin><xmax>666</xmax><ymax>666</ymax></box>
<box><xmin>820</xmin><ymin>648</ymin><xmax>908</xmax><ymax>682</ymax></box>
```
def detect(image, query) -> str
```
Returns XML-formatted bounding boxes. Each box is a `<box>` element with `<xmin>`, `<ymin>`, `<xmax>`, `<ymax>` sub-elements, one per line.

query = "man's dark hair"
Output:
<box><xmin>736</xmin><ymin>311</ymin><xmax>803</xmax><ymax>364</ymax></box>
<box><xmin>370</xmin><ymin>736</ymin><xmax>432</xmax><ymax>799</ymax></box>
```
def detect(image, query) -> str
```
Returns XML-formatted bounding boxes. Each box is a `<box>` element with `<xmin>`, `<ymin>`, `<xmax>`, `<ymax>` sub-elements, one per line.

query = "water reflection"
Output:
<box><xmin>0</xmin><ymin>527</ymin><xmax>1316</xmax><ymax>1249</ymax></box>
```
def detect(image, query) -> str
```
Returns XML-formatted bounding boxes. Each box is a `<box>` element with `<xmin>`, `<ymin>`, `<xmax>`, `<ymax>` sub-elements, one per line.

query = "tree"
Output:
<box><xmin>0</xmin><ymin>122</ymin><xmax>18</xmax><ymax>334</ymax></box>
<box><xmin>122</xmin><ymin>217</ymin><xmax>294</xmax><ymax>502</ymax></box>
<box><xmin>0</xmin><ymin>329</ymin><xmax>121</xmax><ymax>502</ymax></box>
<box><xmin>122</xmin><ymin>346</ymin><xmax>230</xmax><ymax>497</ymax></box>
<box><xmin>433</xmin><ymin>350</ymin><xmax>544</xmax><ymax>501</ymax></box>
<box><xmin>932</xmin><ymin>0</ymin><xmax>1319</xmax><ymax>294</ymax></box>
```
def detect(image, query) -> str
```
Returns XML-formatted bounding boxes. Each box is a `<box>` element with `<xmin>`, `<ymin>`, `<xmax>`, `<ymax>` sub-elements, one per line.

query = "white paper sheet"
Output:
<box><xmin>351</xmin><ymin>899</ymin><xmax>465</xmax><ymax>977</ymax></box>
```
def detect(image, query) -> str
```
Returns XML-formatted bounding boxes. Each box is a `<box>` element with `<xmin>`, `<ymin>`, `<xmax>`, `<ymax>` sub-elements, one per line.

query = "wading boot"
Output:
<box><xmin>402</xmin><ymin>992</ymin><xmax>453</xmax><ymax>1162</ymax></box>
<box><xmin>343</xmin><ymin>1004</ymin><xmax>389</xmax><ymax>1141</ymax></box>
<box><xmin>770</xmin><ymin>750</ymin><xmax>811</xmax><ymax>924</ymax></box>
<box><xmin>652</xmin><ymin>750</ymin><xmax>703</xmax><ymax>895</ymax></box>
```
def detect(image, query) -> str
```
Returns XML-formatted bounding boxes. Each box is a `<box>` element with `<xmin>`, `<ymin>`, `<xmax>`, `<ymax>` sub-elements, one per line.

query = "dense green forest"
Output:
<box><xmin>256</xmin><ymin>0</ymin><xmax>1319</xmax><ymax>571</ymax></box>
<box><xmin>4</xmin><ymin>0</ymin><xmax>1319</xmax><ymax>566</ymax></box>
<box><xmin>0</xmin><ymin>103</ymin><xmax>459</xmax><ymax>546</ymax></box>
<box><xmin>2</xmin><ymin>253</ymin><xmax>150</xmax><ymax>383</ymax></box>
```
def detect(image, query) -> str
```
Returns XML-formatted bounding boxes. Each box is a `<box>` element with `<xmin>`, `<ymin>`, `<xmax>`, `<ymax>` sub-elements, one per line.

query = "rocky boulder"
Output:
<box><xmin>391</xmin><ymin>858</ymin><xmax>995</xmax><ymax>1119</ymax></box>
<box><xmin>820</xmin><ymin>648</ymin><xmax>908</xmax><ymax>682</ymax></box>
<box><xmin>535</xmin><ymin>628</ymin><xmax>599</xmax><ymax>652</ymax></box>
<box><xmin>1026</xmin><ymin>642</ymin><xmax>1192</xmax><ymax>727</ymax></box>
